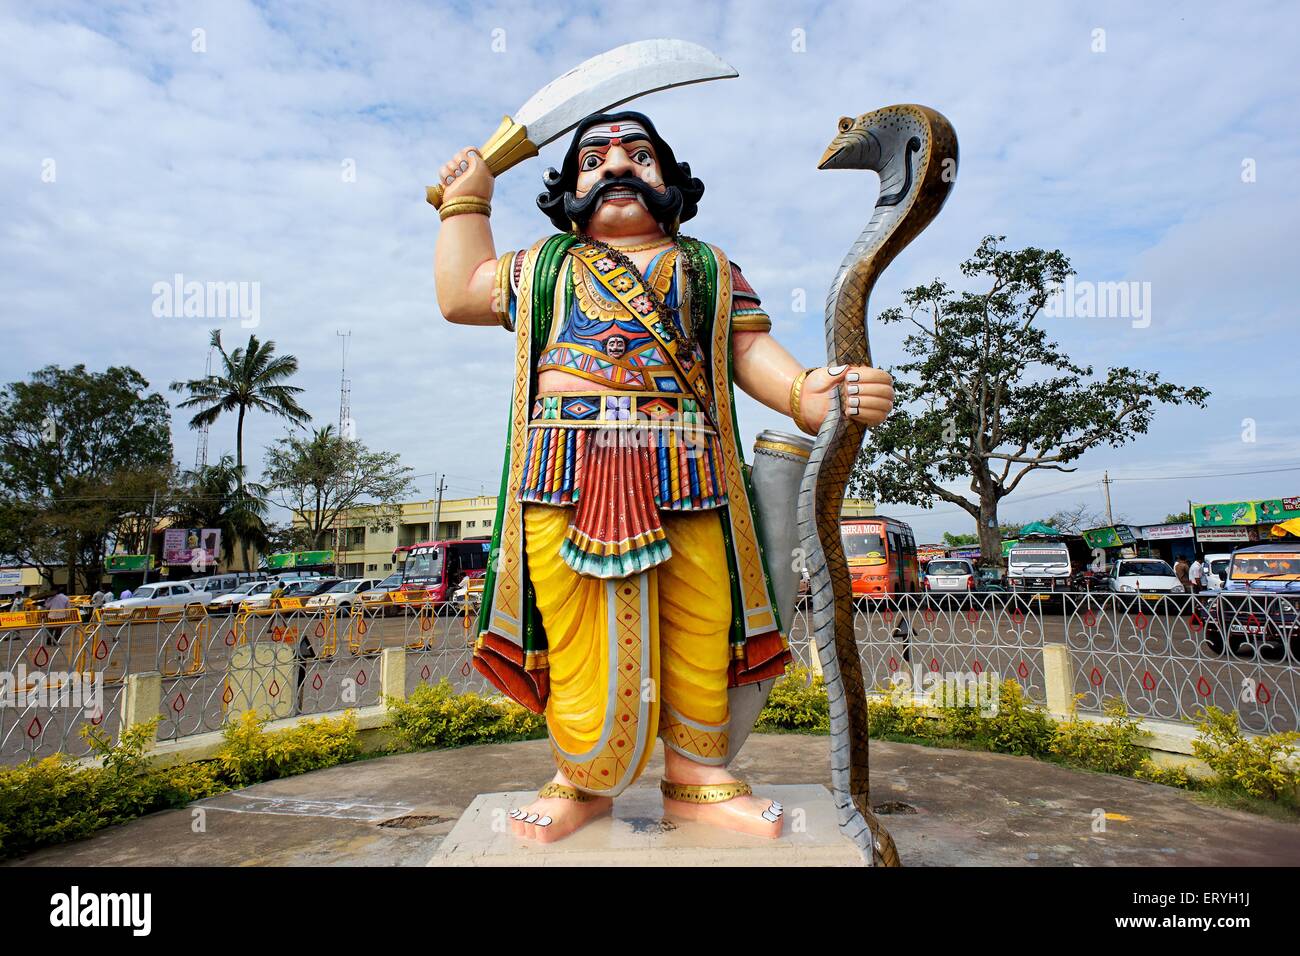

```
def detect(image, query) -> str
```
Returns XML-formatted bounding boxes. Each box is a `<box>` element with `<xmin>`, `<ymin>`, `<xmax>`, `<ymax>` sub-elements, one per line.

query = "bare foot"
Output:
<box><xmin>660</xmin><ymin>748</ymin><xmax>783</xmax><ymax>839</ymax></box>
<box><xmin>508</xmin><ymin>774</ymin><xmax>612</xmax><ymax>844</ymax></box>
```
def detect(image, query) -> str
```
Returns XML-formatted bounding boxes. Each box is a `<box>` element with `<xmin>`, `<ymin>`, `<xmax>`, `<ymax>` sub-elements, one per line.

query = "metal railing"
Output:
<box><xmin>1</xmin><ymin>589</ymin><xmax>1294</xmax><ymax>765</ymax></box>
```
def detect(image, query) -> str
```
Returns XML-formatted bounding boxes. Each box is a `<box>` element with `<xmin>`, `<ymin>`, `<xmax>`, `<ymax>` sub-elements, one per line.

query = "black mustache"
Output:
<box><xmin>563</xmin><ymin>176</ymin><xmax>683</xmax><ymax>228</ymax></box>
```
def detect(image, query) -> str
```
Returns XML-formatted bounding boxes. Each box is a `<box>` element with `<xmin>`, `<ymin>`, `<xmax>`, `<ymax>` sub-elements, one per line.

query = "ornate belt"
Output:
<box><xmin>530</xmin><ymin>391</ymin><xmax>715</xmax><ymax>433</ymax></box>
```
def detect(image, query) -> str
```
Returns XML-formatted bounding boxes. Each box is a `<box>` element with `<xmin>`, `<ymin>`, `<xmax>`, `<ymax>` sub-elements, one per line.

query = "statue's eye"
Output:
<box><xmin>633</xmin><ymin>149</ymin><xmax>653</xmax><ymax>166</ymax></box>
<box><xmin>838</xmin><ymin>117</ymin><xmax>853</xmax><ymax>133</ymax></box>
<box><xmin>581</xmin><ymin>153</ymin><xmax>602</xmax><ymax>171</ymax></box>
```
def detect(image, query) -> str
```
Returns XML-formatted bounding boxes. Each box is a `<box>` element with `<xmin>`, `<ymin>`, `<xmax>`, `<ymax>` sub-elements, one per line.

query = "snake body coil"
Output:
<box><xmin>796</xmin><ymin>105</ymin><xmax>957</xmax><ymax>867</ymax></box>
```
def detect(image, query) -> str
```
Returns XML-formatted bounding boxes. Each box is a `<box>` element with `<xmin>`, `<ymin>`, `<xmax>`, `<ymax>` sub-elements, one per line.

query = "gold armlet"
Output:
<box><xmin>493</xmin><ymin>252</ymin><xmax>515</xmax><ymax>331</ymax></box>
<box><xmin>789</xmin><ymin>367</ymin><xmax>818</xmax><ymax>436</ymax></box>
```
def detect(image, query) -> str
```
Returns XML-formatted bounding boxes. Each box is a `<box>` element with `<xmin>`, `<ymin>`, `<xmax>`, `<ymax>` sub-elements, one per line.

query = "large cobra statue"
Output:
<box><xmin>796</xmin><ymin>105</ymin><xmax>957</xmax><ymax>867</ymax></box>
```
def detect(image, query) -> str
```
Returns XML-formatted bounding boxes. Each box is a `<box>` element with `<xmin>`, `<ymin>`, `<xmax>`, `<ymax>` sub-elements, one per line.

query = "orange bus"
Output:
<box><xmin>842</xmin><ymin>517</ymin><xmax>921</xmax><ymax>599</ymax></box>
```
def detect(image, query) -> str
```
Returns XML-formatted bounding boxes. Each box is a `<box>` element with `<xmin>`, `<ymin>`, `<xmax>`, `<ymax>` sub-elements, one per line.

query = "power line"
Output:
<box><xmin>1107</xmin><ymin>462</ymin><xmax>1300</xmax><ymax>482</ymax></box>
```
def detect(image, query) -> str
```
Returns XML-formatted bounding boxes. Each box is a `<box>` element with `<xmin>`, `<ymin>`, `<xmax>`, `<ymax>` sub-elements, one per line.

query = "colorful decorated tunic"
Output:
<box><xmin>473</xmin><ymin>234</ymin><xmax>789</xmax><ymax>717</ymax></box>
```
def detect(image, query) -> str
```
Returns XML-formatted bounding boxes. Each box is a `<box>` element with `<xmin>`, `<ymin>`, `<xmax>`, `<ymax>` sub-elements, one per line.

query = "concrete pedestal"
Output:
<box><xmin>430</xmin><ymin>783</ymin><xmax>863</xmax><ymax>866</ymax></box>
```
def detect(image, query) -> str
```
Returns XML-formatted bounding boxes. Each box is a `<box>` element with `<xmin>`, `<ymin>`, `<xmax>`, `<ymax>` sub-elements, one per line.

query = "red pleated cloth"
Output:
<box><xmin>559</xmin><ymin>436</ymin><xmax>670</xmax><ymax>578</ymax></box>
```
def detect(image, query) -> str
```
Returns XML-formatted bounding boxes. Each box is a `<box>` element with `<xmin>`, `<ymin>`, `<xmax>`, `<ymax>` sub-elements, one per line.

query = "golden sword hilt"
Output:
<box><xmin>426</xmin><ymin>115</ymin><xmax>540</xmax><ymax>210</ymax></box>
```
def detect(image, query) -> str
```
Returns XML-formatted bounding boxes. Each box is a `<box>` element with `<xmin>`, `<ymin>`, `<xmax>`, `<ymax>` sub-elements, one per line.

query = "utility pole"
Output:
<box><xmin>1102</xmin><ymin>471</ymin><xmax>1115</xmax><ymax>525</ymax></box>
<box><xmin>141</xmin><ymin>487</ymin><xmax>159</xmax><ymax>585</ymax></box>
<box><xmin>433</xmin><ymin>474</ymin><xmax>447</xmax><ymax>539</ymax></box>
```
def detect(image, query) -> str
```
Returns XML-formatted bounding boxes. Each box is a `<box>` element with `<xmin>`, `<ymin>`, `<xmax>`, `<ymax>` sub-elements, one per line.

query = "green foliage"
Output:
<box><xmin>261</xmin><ymin>424</ymin><xmax>415</xmax><ymax>550</ymax></box>
<box><xmin>384</xmin><ymin>680</ymin><xmax>546</xmax><ymax>750</ymax></box>
<box><xmin>984</xmin><ymin>679</ymin><xmax>1056</xmax><ymax>756</ymax></box>
<box><xmin>216</xmin><ymin>710</ymin><xmax>362</xmax><ymax>787</ymax></box>
<box><xmin>0</xmin><ymin>363</ymin><xmax>173</xmax><ymax>589</ymax></box>
<box><xmin>0</xmin><ymin>710</ymin><xmax>366</xmax><ymax>860</ymax></box>
<box><xmin>847</xmin><ymin>235</ymin><xmax>1210</xmax><ymax>562</ymax></box>
<box><xmin>169</xmin><ymin>329</ymin><xmax>310</xmax><ymax>475</ymax></box>
<box><xmin>0</xmin><ymin>718</ymin><xmax>223</xmax><ymax>860</ymax></box>
<box><xmin>1050</xmin><ymin>696</ymin><xmax>1150</xmax><ymax>775</ymax></box>
<box><xmin>1135</xmin><ymin>760</ymin><xmax>1194</xmax><ymax>789</ymax></box>
<box><xmin>1190</xmin><ymin>706</ymin><xmax>1300</xmax><ymax>802</ymax></box>
<box><xmin>755</xmin><ymin>666</ymin><xmax>830</xmax><ymax>732</ymax></box>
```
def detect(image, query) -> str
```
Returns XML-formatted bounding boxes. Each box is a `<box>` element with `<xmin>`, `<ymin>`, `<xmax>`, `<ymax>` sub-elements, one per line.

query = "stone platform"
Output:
<box><xmin>432</xmin><ymin>784</ymin><xmax>863</xmax><ymax>866</ymax></box>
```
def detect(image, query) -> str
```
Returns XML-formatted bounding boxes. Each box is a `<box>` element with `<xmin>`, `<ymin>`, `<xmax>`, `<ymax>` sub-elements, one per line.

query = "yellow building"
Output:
<box><xmin>322</xmin><ymin>495</ymin><xmax>874</xmax><ymax>580</ymax></box>
<box><xmin>326</xmin><ymin>495</ymin><xmax>499</xmax><ymax>579</ymax></box>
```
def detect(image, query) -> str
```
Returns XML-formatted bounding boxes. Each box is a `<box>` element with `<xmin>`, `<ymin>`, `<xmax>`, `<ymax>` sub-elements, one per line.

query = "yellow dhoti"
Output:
<box><xmin>524</xmin><ymin>503</ymin><xmax>732</xmax><ymax>796</ymax></box>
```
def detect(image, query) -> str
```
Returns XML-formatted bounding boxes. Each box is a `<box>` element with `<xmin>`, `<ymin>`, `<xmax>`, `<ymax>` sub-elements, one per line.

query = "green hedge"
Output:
<box><xmin>756</xmin><ymin>671</ymin><xmax>1299</xmax><ymax>809</ymax></box>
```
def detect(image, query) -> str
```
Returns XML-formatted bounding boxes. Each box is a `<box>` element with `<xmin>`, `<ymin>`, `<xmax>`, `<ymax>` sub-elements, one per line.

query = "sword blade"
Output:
<box><xmin>515</xmin><ymin>38</ymin><xmax>737</xmax><ymax>148</ymax></box>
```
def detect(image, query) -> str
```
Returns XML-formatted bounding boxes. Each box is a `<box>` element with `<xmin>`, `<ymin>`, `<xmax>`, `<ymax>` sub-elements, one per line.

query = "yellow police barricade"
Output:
<box><xmin>382</xmin><ymin>589</ymin><xmax>437</xmax><ymax>650</ymax></box>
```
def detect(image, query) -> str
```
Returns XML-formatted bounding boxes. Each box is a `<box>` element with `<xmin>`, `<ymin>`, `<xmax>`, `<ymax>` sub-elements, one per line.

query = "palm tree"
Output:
<box><xmin>171</xmin><ymin>455</ymin><xmax>270</xmax><ymax>568</ymax></box>
<box><xmin>170</xmin><ymin>330</ymin><xmax>311</xmax><ymax>483</ymax></box>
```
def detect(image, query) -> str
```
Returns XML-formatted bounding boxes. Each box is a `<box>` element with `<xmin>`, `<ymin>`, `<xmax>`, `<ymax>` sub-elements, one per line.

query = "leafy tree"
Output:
<box><xmin>848</xmin><ymin>237</ymin><xmax>1210</xmax><ymax>562</ymax></box>
<box><xmin>0</xmin><ymin>365</ymin><xmax>172</xmax><ymax>591</ymax></box>
<box><xmin>169</xmin><ymin>456</ymin><xmax>269</xmax><ymax>570</ymax></box>
<box><xmin>262</xmin><ymin>426</ymin><xmax>414</xmax><ymax>550</ymax></box>
<box><xmin>1163</xmin><ymin>511</ymin><xmax>1191</xmax><ymax>524</ymax></box>
<box><xmin>170</xmin><ymin>330</ymin><xmax>311</xmax><ymax>481</ymax></box>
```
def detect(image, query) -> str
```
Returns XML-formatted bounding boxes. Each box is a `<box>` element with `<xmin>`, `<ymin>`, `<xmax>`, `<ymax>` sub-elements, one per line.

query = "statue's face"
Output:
<box><xmin>574</xmin><ymin>122</ymin><xmax>667</xmax><ymax>235</ymax></box>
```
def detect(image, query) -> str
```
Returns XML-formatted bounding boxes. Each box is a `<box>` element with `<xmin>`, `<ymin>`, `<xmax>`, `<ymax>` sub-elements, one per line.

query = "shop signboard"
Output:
<box><xmin>1142</xmin><ymin>522</ymin><xmax>1193</xmax><ymax>540</ymax></box>
<box><xmin>1191</xmin><ymin>497</ymin><xmax>1300</xmax><ymax>527</ymax></box>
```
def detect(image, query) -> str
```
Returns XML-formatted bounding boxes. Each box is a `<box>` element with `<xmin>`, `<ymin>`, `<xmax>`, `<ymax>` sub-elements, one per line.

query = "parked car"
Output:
<box><xmin>1102</xmin><ymin>558</ymin><xmax>1186</xmax><ymax>604</ymax></box>
<box><xmin>1202</xmin><ymin>544</ymin><xmax>1300</xmax><ymax>661</ymax></box>
<box><xmin>359</xmin><ymin>572</ymin><xmax>404</xmax><ymax>601</ymax></box>
<box><xmin>240</xmin><ymin>578</ymin><xmax>334</xmax><ymax>611</ymax></box>
<box><xmin>922</xmin><ymin>558</ymin><xmax>981</xmax><ymax>603</ymax></box>
<box><xmin>307</xmin><ymin>578</ymin><xmax>382</xmax><ymax>609</ymax></box>
<box><xmin>1204</xmin><ymin>552</ymin><xmax>1233</xmax><ymax>592</ymax></box>
<box><xmin>103</xmin><ymin>582</ymin><xmax>211</xmax><ymax>611</ymax></box>
<box><xmin>207</xmin><ymin>580</ymin><xmax>276</xmax><ymax>615</ymax></box>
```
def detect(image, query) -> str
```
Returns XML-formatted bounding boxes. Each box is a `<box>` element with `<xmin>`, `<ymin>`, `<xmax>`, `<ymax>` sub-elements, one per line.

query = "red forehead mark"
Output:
<box><xmin>610</xmin><ymin>125</ymin><xmax>620</xmax><ymax>132</ymax></box>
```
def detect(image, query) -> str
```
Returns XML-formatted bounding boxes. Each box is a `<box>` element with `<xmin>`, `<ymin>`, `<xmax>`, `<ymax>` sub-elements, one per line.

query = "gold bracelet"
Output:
<box><xmin>439</xmin><ymin>198</ymin><xmax>491</xmax><ymax>221</ymax></box>
<box><xmin>789</xmin><ymin>367</ymin><xmax>818</xmax><ymax>436</ymax></box>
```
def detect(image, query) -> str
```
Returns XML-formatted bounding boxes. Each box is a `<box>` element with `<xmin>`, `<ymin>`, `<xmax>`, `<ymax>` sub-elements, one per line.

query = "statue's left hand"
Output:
<box><xmin>799</xmin><ymin>365</ymin><xmax>894</xmax><ymax>431</ymax></box>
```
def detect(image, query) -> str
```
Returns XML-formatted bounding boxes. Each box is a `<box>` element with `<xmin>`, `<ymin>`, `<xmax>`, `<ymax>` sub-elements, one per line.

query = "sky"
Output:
<box><xmin>3</xmin><ymin>0</ymin><xmax>1298</xmax><ymax>544</ymax></box>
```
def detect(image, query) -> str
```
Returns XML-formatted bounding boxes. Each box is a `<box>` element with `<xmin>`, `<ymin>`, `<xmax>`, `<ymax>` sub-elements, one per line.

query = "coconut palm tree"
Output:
<box><xmin>170</xmin><ymin>455</ymin><xmax>270</xmax><ymax>568</ymax></box>
<box><xmin>170</xmin><ymin>330</ymin><xmax>311</xmax><ymax>483</ymax></box>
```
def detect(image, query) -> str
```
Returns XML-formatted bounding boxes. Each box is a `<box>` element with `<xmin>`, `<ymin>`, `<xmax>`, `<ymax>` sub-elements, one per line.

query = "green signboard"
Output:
<box><xmin>1001</xmin><ymin>539</ymin><xmax>1018</xmax><ymax>557</ymax></box>
<box><xmin>264</xmin><ymin>550</ymin><xmax>336</xmax><ymax>570</ymax></box>
<box><xmin>1192</xmin><ymin>497</ymin><xmax>1300</xmax><ymax>527</ymax></box>
<box><xmin>1082</xmin><ymin>525</ymin><xmax>1137</xmax><ymax>549</ymax></box>
<box><xmin>105</xmin><ymin>554</ymin><xmax>154</xmax><ymax>573</ymax></box>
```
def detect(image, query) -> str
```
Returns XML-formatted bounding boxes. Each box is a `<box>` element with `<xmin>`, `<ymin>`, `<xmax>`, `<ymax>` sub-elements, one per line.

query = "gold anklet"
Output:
<box><xmin>660</xmin><ymin>779</ymin><xmax>753</xmax><ymax>804</ymax></box>
<box><xmin>538</xmin><ymin>782</ymin><xmax>594</xmax><ymax>802</ymax></box>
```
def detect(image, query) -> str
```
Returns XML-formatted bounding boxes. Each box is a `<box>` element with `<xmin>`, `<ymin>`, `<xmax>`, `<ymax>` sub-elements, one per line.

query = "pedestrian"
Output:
<box><xmin>1173</xmin><ymin>555</ymin><xmax>1191</xmax><ymax>591</ymax></box>
<box><xmin>44</xmin><ymin>586</ymin><xmax>70</xmax><ymax>611</ymax></box>
<box><xmin>91</xmin><ymin>588</ymin><xmax>106</xmax><ymax>609</ymax></box>
<box><xmin>43</xmin><ymin>586</ymin><xmax>71</xmax><ymax>646</ymax></box>
<box><xmin>1189</xmin><ymin>554</ymin><xmax>1206</xmax><ymax>593</ymax></box>
<box><xmin>120</xmin><ymin>587</ymin><xmax>133</xmax><ymax>600</ymax></box>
